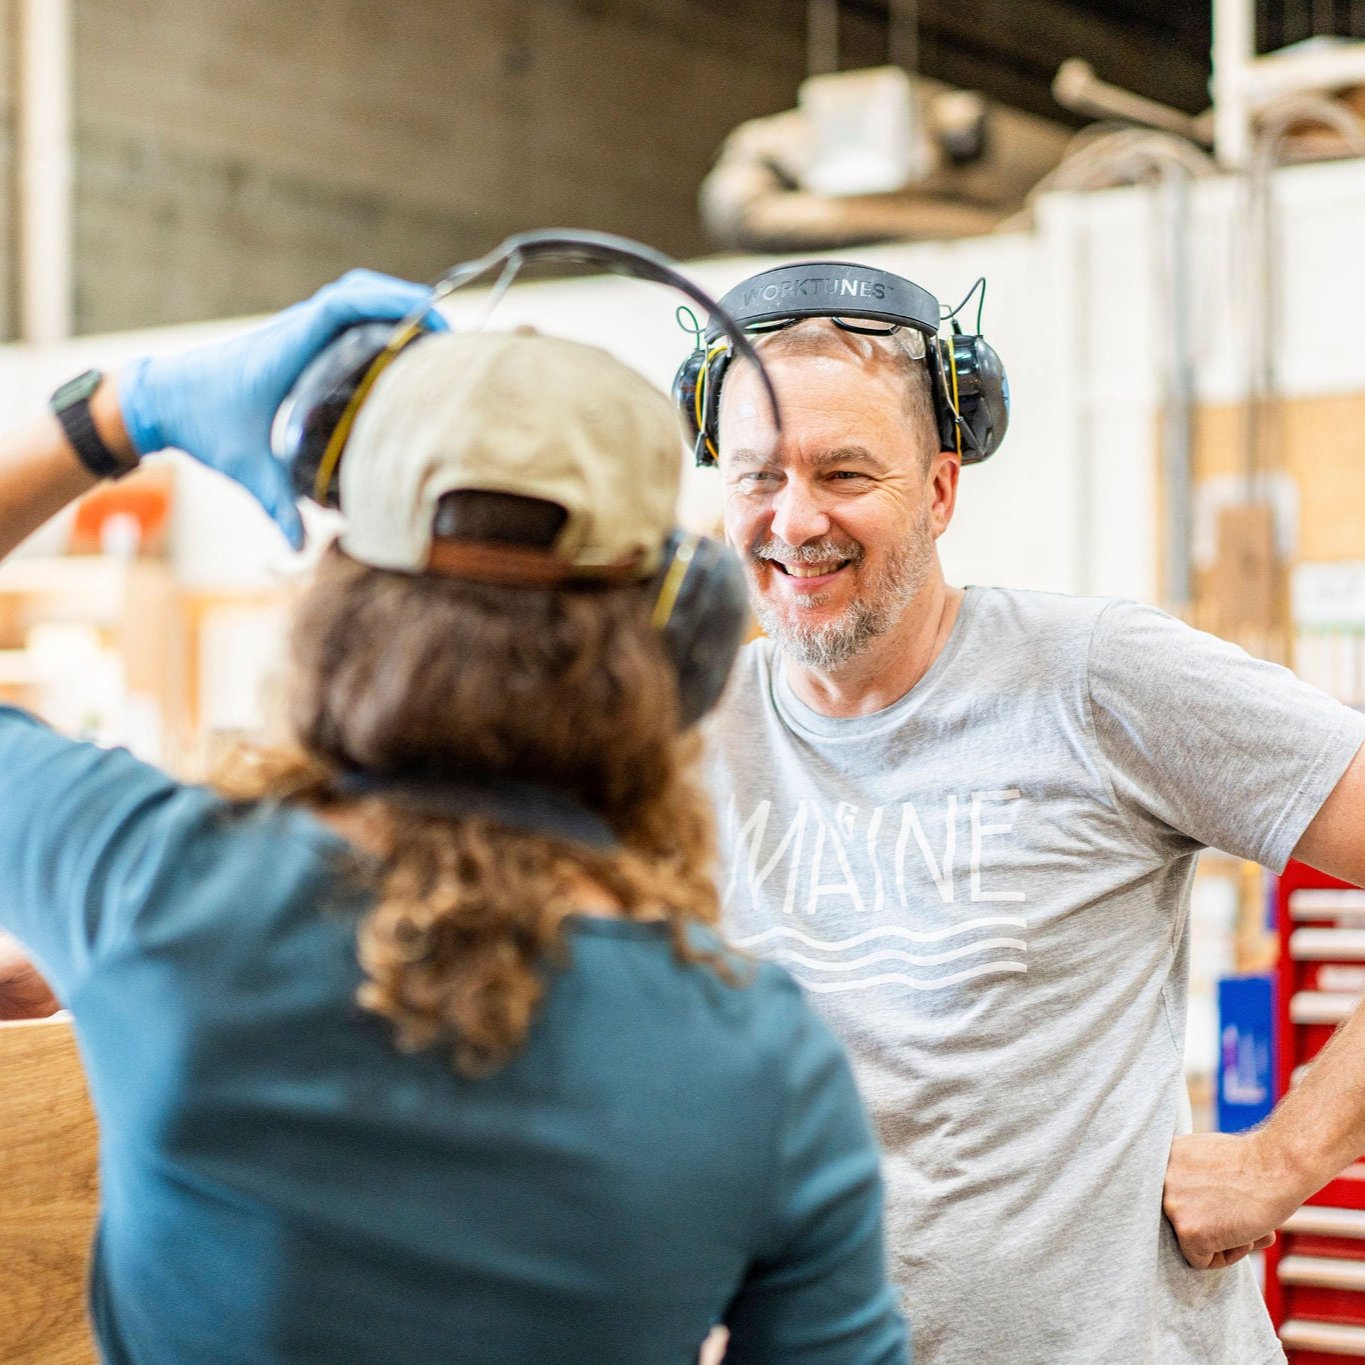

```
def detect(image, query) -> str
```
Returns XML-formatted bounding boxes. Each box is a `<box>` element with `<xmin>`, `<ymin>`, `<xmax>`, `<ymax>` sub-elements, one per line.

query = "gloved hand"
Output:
<box><xmin>118</xmin><ymin>269</ymin><xmax>448</xmax><ymax>548</ymax></box>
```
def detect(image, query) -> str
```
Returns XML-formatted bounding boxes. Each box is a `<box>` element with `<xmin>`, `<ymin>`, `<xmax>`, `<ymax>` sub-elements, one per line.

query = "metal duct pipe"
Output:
<box><xmin>1053</xmin><ymin>60</ymin><xmax>1214</xmax><ymax>145</ymax></box>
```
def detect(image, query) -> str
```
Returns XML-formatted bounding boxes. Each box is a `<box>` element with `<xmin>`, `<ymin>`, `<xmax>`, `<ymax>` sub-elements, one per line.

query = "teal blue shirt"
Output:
<box><xmin>0</xmin><ymin>709</ymin><xmax>906</xmax><ymax>1364</ymax></box>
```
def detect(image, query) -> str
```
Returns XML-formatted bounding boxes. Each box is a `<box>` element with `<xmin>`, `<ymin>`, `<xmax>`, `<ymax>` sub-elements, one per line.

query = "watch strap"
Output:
<box><xmin>50</xmin><ymin>372</ymin><xmax>138</xmax><ymax>480</ymax></box>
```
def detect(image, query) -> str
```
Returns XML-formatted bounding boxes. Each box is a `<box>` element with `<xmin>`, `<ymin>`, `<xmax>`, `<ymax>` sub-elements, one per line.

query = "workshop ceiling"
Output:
<box><xmin>884</xmin><ymin>0</ymin><xmax>1213</xmax><ymax>121</ymax></box>
<box><xmin>836</xmin><ymin>1</ymin><xmax>1365</xmax><ymax>126</ymax></box>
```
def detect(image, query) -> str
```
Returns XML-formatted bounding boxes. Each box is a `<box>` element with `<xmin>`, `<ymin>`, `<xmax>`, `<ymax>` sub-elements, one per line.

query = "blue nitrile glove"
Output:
<box><xmin>118</xmin><ymin>269</ymin><xmax>448</xmax><ymax>549</ymax></box>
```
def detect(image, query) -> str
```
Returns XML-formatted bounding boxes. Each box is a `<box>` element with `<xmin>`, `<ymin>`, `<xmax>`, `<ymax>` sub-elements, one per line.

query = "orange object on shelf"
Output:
<box><xmin>68</xmin><ymin>464</ymin><xmax>173</xmax><ymax>557</ymax></box>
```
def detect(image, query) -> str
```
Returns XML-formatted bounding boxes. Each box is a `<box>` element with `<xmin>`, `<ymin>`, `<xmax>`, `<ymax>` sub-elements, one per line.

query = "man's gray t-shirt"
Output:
<box><xmin>705</xmin><ymin>586</ymin><xmax>1365</xmax><ymax>1365</ymax></box>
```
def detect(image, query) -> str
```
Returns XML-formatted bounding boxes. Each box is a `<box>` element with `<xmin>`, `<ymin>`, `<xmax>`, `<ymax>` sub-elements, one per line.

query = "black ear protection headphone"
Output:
<box><xmin>269</xmin><ymin>229</ymin><xmax>781</xmax><ymax>727</ymax></box>
<box><xmin>671</xmin><ymin>260</ymin><xmax>1009</xmax><ymax>467</ymax></box>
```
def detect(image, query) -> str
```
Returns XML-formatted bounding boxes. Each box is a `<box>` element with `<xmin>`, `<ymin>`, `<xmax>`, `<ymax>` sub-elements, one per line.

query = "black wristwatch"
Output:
<box><xmin>49</xmin><ymin>369</ymin><xmax>139</xmax><ymax>480</ymax></box>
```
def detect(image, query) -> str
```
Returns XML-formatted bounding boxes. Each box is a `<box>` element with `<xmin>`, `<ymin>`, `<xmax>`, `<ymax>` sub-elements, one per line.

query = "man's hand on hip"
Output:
<box><xmin>1163</xmin><ymin>1130</ymin><xmax>1298</xmax><ymax>1268</ymax></box>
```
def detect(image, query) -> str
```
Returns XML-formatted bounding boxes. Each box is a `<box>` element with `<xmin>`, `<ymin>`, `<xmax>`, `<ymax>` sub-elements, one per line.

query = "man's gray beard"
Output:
<box><xmin>752</xmin><ymin>517</ymin><xmax>934</xmax><ymax>672</ymax></box>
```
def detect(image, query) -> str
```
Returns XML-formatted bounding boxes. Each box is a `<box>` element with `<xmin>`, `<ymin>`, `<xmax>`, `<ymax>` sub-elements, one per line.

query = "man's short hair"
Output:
<box><xmin>732</xmin><ymin>319</ymin><xmax>941</xmax><ymax>468</ymax></box>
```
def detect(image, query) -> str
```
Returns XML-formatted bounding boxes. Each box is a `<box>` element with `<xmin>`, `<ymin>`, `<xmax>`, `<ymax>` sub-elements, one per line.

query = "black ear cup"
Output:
<box><xmin>936</xmin><ymin>332</ymin><xmax>1009</xmax><ymax>464</ymax></box>
<box><xmin>651</xmin><ymin>531</ymin><xmax>749</xmax><ymax>727</ymax></box>
<box><xmin>271</xmin><ymin>321</ymin><xmax>435</xmax><ymax>507</ymax></box>
<box><xmin>671</xmin><ymin>349</ymin><xmax>706</xmax><ymax>452</ymax></box>
<box><xmin>967</xmin><ymin>336</ymin><xmax>1010</xmax><ymax>460</ymax></box>
<box><xmin>672</xmin><ymin>347</ymin><xmax>733</xmax><ymax>468</ymax></box>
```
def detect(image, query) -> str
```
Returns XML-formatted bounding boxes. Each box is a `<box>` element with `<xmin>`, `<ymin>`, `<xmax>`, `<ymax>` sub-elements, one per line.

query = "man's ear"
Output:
<box><xmin>929</xmin><ymin>450</ymin><xmax>960</xmax><ymax>538</ymax></box>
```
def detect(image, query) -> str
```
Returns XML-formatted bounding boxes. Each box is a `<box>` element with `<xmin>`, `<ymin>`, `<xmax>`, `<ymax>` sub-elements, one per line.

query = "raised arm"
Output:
<box><xmin>0</xmin><ymin>271</ymin><xmax>444</xmax><ymax>1007</ymax></box>
<box><xmin>0</xmin><ymin>269</ymin><xmax>446</xmax><ymax>563</ymax></box>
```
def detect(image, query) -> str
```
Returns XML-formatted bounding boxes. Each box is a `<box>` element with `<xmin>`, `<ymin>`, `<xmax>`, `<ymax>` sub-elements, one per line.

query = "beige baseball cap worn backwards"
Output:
<box><xmin>339</xmin><ymin>331</ymin><xmax>683</xmax><ymax>579</ymax></box>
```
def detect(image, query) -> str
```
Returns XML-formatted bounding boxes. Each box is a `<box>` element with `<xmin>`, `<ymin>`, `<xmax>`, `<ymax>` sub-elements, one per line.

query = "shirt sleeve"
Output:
<box><xmin>0</xmin><ymin>705</ymin><xmax>211</xmax><ymax>1000</ymax></box>
<box><xmin>724</xmin><ymin>980</ymin><xmax>908</xmax><ymax>1365</ymax></box>
<box><xmin>1087</xmin><ymin>601</ymin><xmax>1365</xmax><ymax>871</ymax></box>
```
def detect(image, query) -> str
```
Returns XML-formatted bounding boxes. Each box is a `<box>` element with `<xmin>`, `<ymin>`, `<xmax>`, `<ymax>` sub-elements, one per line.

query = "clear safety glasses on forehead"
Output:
<box><xmin>739</xmin><ymin>315</ymin><xmax>929</xmax><ymax>357</ymax></box>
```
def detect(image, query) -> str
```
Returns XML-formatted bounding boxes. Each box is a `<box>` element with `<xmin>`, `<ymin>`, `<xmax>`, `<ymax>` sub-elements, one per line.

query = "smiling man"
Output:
<box><xmin>720</xmin><ymin>320</ymin><xmax>948</xmax><ymax>709</ymax></box>
<box><xmin>691</xmin><ymin>260</ymin><xmax>1365</xmax><ymax>1364</ymax></box>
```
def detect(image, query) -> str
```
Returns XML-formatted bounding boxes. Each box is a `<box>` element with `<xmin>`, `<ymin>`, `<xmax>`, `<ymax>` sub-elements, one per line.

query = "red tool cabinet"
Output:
<box><xmin>1269</xmin><ymin>860</ymin><xmax>1365</xmax><ymax>1361</ymax></box>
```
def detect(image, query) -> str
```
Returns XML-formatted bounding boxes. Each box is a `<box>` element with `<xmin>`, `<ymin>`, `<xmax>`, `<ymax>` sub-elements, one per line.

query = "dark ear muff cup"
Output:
<box><xmin>672</xmin><ymin>345</ymin><xmax>736</xmax><ymax>468</ymax></box>
<box><xmin>271</xmin><ymin>320</ymin><xmax>436</xmax><ymax>508</ymax></box>
<box><xmin>671</xmin><ymin>348</ymin><xmax>707</xmax><ymax>459</ymax></box>
<box><xmin>937</xmin><ymin>331</ymin><xmax>1009</xmax><ymax>464</ymax></box>
<box><xmin>650</xmin><ymin>531</ymin><xmax>749</xmax><ymax>728</ymax></box>
<box><xmin>966</xmin><ymin>337</ymin><xmax>1009</xmax><ymax>460</ymax></box>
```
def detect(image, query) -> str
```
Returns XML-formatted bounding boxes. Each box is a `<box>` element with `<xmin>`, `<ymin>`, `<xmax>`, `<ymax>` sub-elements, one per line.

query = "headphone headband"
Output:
<box><xmin>432</xmin><ymin>230</ymin><xmax>783</xmax><ymax>433</ymax></box>
<box><xmin>706</xmin><ymin>261</ymin><xmax>941</xmax><ymax>339</ymax></box>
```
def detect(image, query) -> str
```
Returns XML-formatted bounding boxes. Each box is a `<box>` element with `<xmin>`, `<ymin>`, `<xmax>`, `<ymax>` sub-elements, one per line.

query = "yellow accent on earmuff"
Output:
<box><xmin>650</xmin><ymin>533</ymin><xmax>698</xmax><ymax>631</ymax></box>
<box><xmin>312</xmin><ymin>318</ymin><xmax>425</xmax><ymax>505</ymax></box>
<box><xmin>946</xmin><ymin>336</ymin><xmax>963</xmax><ymax>459</ymax></box>
<box><xmin>696</xmin><ymin>341</ymin><xmax>729</xmax><ymax>464</ymax></box>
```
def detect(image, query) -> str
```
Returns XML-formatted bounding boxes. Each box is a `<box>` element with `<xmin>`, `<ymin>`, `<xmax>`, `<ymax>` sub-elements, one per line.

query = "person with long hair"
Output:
<box><xmin>0</xmin><ymin>273</ymin><xmax>906</xmax><ymax>1363</ymax></box>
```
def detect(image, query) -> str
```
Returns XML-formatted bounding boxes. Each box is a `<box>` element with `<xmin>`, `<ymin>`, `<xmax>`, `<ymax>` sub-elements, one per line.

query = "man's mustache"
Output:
<box><xmin>751</xmin><ymin>537</ymin><xmax>865</xmax><ymax>566</ymax></box>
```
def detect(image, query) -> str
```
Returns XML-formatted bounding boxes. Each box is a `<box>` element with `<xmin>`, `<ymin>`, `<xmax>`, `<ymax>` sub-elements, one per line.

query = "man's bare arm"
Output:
<box><xmin>1296</xmin><ymin>742</ymin><xmax>1365</xmax><ymax>887</ymax></box>
<box><xmin>1165</xmin><ymin>740</ymin><xmax>1365</xmax><ymax>1267</ymax></box>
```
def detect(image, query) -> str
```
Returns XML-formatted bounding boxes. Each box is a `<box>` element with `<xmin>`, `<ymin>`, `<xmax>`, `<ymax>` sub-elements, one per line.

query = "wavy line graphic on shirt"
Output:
<box><xmin>735</xmin><ymin>922</ymin><xmax>1028</xmax><ymax>993</ymax></box>
<box><xmin>760</xmin><ymin>939</ymin><xmax>1027</xmax><ymax>972</ymax></box>
<box><xmin>791</xmin><ymin>962</ymin><xmax>1029</xmax><ymax>993</ymax></box>
<box><xmin>735</xmin><ymin>918</ymin><xmax>1026</xmax><ymax>950</ymax></box>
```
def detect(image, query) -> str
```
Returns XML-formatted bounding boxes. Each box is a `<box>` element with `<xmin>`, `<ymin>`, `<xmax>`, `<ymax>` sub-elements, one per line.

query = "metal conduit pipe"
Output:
<box><xmin>1243</xmin><ymin>93</ymin><xmax>1365</xmax><ymax>491</ymax></box>
<box><xmin>1002</xmin><ymin>126</ymin><xmax>1216</xmax><ymax>609</ymax></box>
<box><xmin>1158</xmin><ymin>167</ymin><xmax>1195</xmax><ymax>614</ymax></box>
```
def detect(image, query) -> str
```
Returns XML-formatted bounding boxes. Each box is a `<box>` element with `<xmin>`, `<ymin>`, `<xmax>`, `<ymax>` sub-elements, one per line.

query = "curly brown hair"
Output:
<box><xmin>215</xmin><ymin>526</ymin><xmax>730</xmax><ymax>1077</ymax></box>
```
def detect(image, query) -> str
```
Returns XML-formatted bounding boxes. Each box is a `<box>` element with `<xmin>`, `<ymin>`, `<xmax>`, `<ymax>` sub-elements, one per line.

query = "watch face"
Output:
<box><xmin>50</xmin><ymin>368</ymin><xmax>103</xmax><ymax>412</ymax></box>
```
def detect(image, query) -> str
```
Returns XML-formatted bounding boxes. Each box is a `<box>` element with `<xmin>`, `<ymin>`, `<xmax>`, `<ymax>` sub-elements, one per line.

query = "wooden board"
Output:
<box><xmin>1193</xmin><ymin>396</ymin><xmax>1365</xmax><ymax>564</ymax></box>
<box><xmin>0</xmin><ymin>1017</ymin><xmax>98</xmax><ymax>1365</ymax></box>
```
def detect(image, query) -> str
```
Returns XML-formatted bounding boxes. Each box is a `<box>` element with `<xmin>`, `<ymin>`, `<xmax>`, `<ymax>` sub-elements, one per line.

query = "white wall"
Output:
<box><xmin>8</xmin><ymin>153</ymin><xmax>1365</xmax><ymax>600</ymax></box>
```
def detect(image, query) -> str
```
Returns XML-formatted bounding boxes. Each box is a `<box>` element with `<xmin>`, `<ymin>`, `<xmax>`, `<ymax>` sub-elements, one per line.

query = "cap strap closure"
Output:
<box><xmin>425</xmin><ymin>538</ymin><xmax>647</xmax><ymax>587</ymax></box>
